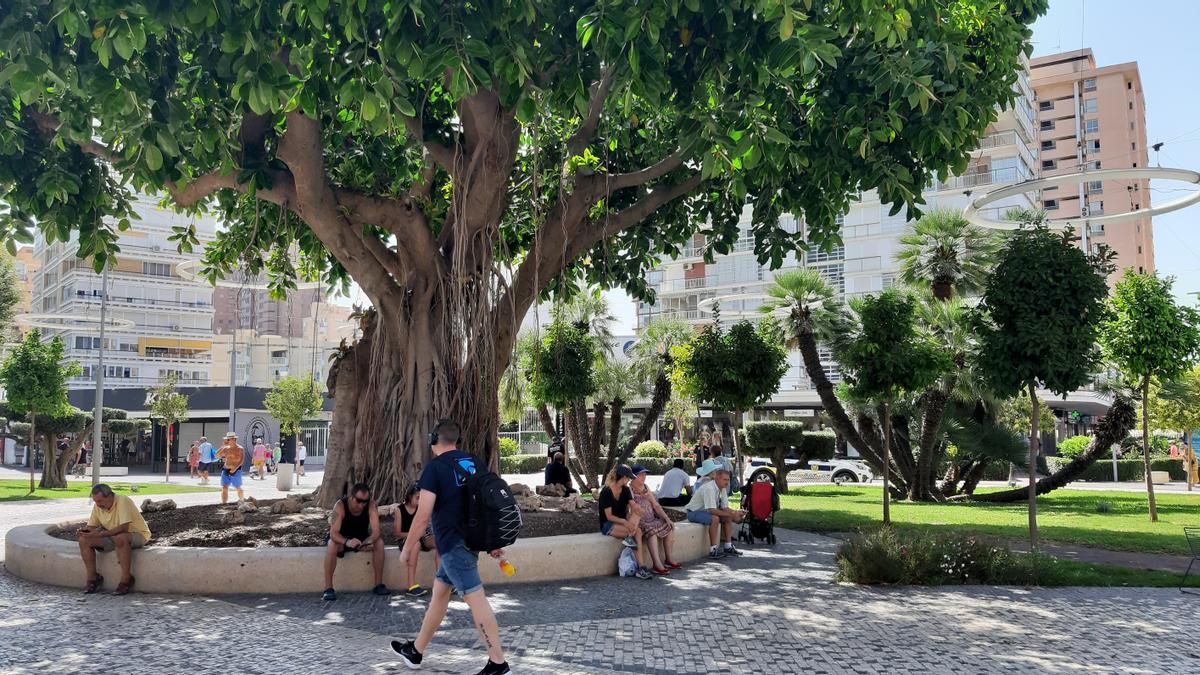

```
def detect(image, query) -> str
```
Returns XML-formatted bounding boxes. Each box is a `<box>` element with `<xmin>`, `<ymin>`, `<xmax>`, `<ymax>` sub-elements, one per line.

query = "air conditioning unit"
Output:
<box><xmin>151</xmin><ymin>245</ymin><xmax>162</xmax><ymax>252</ymax></box>
<box><xmin>683</xmin><ymin>262</ymin><xmax>695</xmax><ymax>271</ymax></box>
<box><xmin>1080</xmin><ymin>206</ymin><xmax>1090</xmax><ymax>217</ymax></box>
<box><xmin>170</xmin><ymin>325</ymin><xmax>181</xmax><ymax>332</ymax></box>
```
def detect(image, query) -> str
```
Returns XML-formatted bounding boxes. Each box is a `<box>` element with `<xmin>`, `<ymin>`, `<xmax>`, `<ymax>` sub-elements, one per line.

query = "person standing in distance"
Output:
<box><xmin>392</xmin><ymin>419</ymin><xmax>509</xmax><ymax>675</ymax></box>
<box><xmin>197</xmin><ymin>436</ymin><xmax>215</xmax><ymax>485</ymax></box>
<box><xmin>216</xmin><ymin>432</ymin><xmax>246</xmax><ymax>505</ymax></box>
<box><xmin>295</xmin><ymin>441</ymin><xmax>307</xmax><ymax>482</ymax></box>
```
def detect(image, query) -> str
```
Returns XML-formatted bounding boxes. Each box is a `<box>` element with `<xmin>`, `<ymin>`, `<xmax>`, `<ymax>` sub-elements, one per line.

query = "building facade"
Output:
<box><xmin>1030</xmin><ymin>48</ymin><xmax>1154</xmax><ymax>277</ymax></box>
<box><xmin>212</xmin><ymin>286</ymin><xmax>320</xmax><ymax>337</ymax></box>
<box><xmin>30</xmin><ymin>196</ymin><xmax>218</xmax><ymax>389</ymax></box>
<box><xmin>10</xmin><ymin>246</ymin><xmax>41</xmax><ymax>335</ymax></box>
<box><xmin>208</xmin><ymin>300</ymin><xmax>353</xmax><ymax>389</ymax></box>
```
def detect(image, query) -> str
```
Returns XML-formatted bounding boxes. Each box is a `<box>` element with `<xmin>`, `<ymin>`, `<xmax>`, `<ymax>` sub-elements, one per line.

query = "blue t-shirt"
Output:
<box><xmin>417</xmin><ymin>449</ymin><xmax>476</xmax><ymax>554</ymax></box>
<box><xmin>199</xmin><ymin>442</ymin><xmax>215</xmax><ymax>463</ymax></box>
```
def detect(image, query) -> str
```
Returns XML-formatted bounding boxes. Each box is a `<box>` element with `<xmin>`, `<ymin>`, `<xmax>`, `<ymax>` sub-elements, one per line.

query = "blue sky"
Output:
<box><xmin>1031</xmin><ymin>0</ymin><xmax>1200</xmax><ymax>305</ymax></box>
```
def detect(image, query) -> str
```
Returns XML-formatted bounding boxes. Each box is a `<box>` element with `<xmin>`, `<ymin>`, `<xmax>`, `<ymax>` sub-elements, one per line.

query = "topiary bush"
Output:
<box><xmin>630</xmin><ymin>457</ymin><xmax>694</xmax><ymax>474</ymax></box>
<box><xmin>1056</xmin><ymin>435</ymin><xmax>1091</xmax><ymax>459</ymax></box>
<box><xmin>743</xmin><ymin>421</ymin><xmax>806</xmax><ymax>451</ymax></box>
<box><xmin>800</xmin><ymin>430</ymin><xmax>837</xmax><ymax>459</ymax></box>
<box><xmin>634</xmin><ymin>440</ymin><xmax>668</xmax><ymax>458</ymax></box>
<box><xmin>498</xmin><ymin>437</ymin><xmax>520</xmax><ymax>457</ymax></box>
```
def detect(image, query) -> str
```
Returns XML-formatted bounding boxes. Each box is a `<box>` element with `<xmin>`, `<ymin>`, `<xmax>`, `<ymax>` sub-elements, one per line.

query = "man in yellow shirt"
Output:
<box><xmin>78</xmin><ymin>483</ymin><xmax>151</xmax><ymax>595</ymax></box>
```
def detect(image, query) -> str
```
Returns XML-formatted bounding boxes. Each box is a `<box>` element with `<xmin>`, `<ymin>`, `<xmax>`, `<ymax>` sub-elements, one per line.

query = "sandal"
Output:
<box><xmin>114</xmin><ymin>576</ymin><xmax>135</xmax><ymax>596</ymax></box>
<box><xmin>652</xmin><ymin>566</ymin><xmax>670</xmax><ymax>575</ymax></box>
<box><xmin>665</xmin><ymin>560</ymin><xmax>683</xmax><ymax>570</ymax></box>
<box><xmin>84</xmin><ymin>575</ymin><xmax>103</xmax><ymax>594</ymax></box>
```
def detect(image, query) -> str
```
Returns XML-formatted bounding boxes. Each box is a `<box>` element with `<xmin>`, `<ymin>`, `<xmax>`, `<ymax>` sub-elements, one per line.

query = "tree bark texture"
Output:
<box><xmin>965</xmin><ymin>395</ymin><xmax>1137</xmax><ymax>503</ymax></box>
<box><xmin>882</xmin><ymin>401</ymin><xmax>892</xmax><ymax>526</ymax></box>
<box><xmin>537</xmin><ymin>404</ymin><xmax>557</xmax><ymax>441</ymax></box>
<box><xmin>602</xmin><ymin>398</ymin><xmax>626</xmax><ymax>476</ymax></box>
<box><xmin>28</xmin><ymin>411</ymin><xmax>36</xmax><ymax>493</ymax></box>
<box><xmin>1141</xmin><ymin>377</ymin><xmax>1158</xmax><ymax>521</ymax></box>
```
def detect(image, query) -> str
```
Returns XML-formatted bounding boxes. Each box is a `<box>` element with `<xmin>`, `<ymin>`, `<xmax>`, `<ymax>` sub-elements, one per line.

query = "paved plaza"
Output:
<box><xmin>3</xmin><ymin>500</ymin><xmax>1199</xmax><ymax>675</ymax></box>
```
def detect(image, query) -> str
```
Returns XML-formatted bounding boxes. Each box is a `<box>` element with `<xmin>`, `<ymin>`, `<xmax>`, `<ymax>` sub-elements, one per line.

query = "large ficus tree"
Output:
<box><xmin>0</xmin><ymin>1</ymin><xmax>1044</xmax><ymax>503</ymax></box>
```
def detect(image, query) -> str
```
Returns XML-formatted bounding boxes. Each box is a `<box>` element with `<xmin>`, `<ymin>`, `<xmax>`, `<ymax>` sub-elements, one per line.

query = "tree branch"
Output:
<box><xmin>23</xmin><ymin>106</ymin><xmax>117</xmax><ymax>162</ymax></box>
<box><xmin>402</xmin><ymin>115</ymin><xmax>458</xmax><ymax>176</ymax></box>
<box><xmin>604</xmin><ymin>149</ymin><xmax>685</xmax><ymax>191</ymax></box>
<box><xmin>566</xmin><ymin>69</ymin><xmax>615</xmax><ymax>157</ymax></box>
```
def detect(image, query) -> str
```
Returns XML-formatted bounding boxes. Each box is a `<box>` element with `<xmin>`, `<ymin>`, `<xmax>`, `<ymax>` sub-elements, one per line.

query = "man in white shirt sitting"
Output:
<box><xmin>657</xmin><ymin>458</ymin><xmax>693</xmax><ymax>507</ymax></box>
<box><xmin>685</xmin><ymin>466</ymin><xmax>745</xmax><ymax>559</ymax></box>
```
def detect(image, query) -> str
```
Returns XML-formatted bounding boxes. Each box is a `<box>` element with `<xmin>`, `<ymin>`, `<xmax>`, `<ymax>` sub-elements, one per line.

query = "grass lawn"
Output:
<box><xmin>0</xmin><ymin>479</ymin><xmax>216</xmax><ymax>503</ymax></box>
<box><xmin>774</xmin><ymin>485</ymin><xmax>1200</xmax><ymax>556</ymax></box>
<box><xmin>1029</xmin><ymin>556</ymin><xmax>1199</xmax><ymax>588</ymax></box>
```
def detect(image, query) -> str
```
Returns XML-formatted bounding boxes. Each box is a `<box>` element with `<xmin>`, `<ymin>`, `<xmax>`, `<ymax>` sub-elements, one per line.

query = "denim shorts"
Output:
<box><xmin>686</xmin><ymin>509</ymin><xmax>713</xmax><ymax>525</ymax></box>
<box><xmin>221</xmin><ymin>468</ymin><xmax>243</xmax><ymax>488</ymax></box>
<box><xmin>435</xmin><ymin>542</ymin><xmax>482</xmax><ymax>596</ymax></box>
<box><xmin>600</xmin><ymin>521</ymin><xmax>615</xmax><ymax>536</ymax></box>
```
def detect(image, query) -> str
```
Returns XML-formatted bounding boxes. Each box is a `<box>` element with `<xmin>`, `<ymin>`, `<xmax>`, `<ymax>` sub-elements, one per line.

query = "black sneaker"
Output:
<box><xmin>477</xmin><ymin>660</ymin><xmax>510</xmax><ymax>675</ymax></box>
<box><xmin>708</xmin><ymin>548</ymin><xmax>725</xmax><ymax>559</ymax></box>
<box><xmin>322</xmin><ymin>588</ymin><xmax>336</xmax><ymax>601</ymax></box>
<box><xmin>391</xmin><ymin>640</ymin><xmax>423</xmax><ymax>669</ymax></box>
<box><xmin>724</xmin><ymin>546</ymin><xmax>744</xmax><ymax>557</ymax></box>
<box><xmin>372</xmin><ymin>583</ymin><xmax>391</xmax><ymax>596</ymax></box>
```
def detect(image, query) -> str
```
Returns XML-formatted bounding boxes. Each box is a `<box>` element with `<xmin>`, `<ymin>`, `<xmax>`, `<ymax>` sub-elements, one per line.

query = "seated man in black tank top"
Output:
<box><xmin>322</xmin><ymin>482</ymin><xmax>389</xmax><ymax>601</ymax></box>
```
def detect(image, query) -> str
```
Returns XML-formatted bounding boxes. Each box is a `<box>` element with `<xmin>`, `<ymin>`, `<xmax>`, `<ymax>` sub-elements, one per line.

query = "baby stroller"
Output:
<box><xmin>737</xmin><ymin>477</ymin><xmax>780</xmax><ymax>546</ymax></box>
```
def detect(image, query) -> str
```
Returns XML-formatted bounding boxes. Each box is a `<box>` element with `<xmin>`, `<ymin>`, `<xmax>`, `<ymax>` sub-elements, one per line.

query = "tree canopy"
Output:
<box><xmin>0</xmin><ymin>330</ymin><xmax>77</xmax><ymax>421</ymax></box>
<box><xmin>675</xmin><ymin>318</ymin><xmax>788</xmax><ymax>415</ymax></box>
<box><xmin>264</xmin><ymin>374</ymin><xmax>325</xmax><ymax>436</ymax></box>
<box><xmin>148</xmin><ymin>373</ymin><xmax>190</xmax><ymax>428</ymax></box>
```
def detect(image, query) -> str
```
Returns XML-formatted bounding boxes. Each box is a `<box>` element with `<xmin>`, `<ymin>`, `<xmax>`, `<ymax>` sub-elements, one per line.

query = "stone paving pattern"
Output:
<box><xmin>4</xmin><ymin>525</ymin><xmax>1200</xmax><ymax>674</ymax></box>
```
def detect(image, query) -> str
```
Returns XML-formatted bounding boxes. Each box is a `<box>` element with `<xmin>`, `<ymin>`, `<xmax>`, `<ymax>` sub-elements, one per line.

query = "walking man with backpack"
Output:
<box><xmin>392</xmin><ymin>419</ymin><xmax>512</xmax><ymax>675</ymax></box>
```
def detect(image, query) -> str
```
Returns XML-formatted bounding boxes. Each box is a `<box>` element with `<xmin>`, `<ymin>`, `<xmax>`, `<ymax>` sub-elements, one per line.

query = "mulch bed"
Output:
<box><xmin>47</xmin><ymin>493</ymin><xmax>684</xmax><ymax>548</ymax></box>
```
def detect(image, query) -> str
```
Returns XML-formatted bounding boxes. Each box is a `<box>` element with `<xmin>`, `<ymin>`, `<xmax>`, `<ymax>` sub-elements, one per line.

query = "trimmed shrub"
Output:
<box><xmin>801</xmin><ymin>431</ymin><xmax>837</xmax><ymax>460</ymax></box>
<box><xmin>1056</xmin><ymin>435</ymin><xmax>1091</xmax><ymax>459</ymax></box>
<box><xmin>1043</xmin><ymin>457</ymin><xmax>1186</xmax><ymax>482</ymax></box>
<box><xmin>835</xmin><ymin>529</ymin><xmax>1046</xmax><ymax>586</ymax></box>
<box><xmin>500</xmin><ymin>454</ymin><xmax>549</xmax><ymax>474</ymax></box>
<box><xmin>634</xmin><ymin>440</ymin><xmax>668</xmax><ymax>458</ymax></box>
<box><xmin>743</xmin><ymin>421</ymin><xmax>806</xmax><ymax>451</ymax></box>
<box><xmin>630</xmin><ymin>457</ymin><xmax>694</xmax><ymax>474</ymax></box>
<box><xmin>498</xmin><ymin>437</ymin><xmax>520</xmax><ymax>457</ymax></box>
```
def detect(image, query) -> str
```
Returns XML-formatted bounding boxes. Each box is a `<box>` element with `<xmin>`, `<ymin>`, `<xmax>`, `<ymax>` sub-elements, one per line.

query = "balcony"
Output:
<box><xmin>679</xmin><ymin>238</ymin><xmax>755</xmax><ymax>260</ymax></box>
<box><xmin>684</xmin><ymin>277</ymin><xmax>709</xmax><ymax>290</ymax></box>
<box><xmin>931</xmin><ymin>164</ymin><xmax>1033</xmax><ymax>192</ymax></box>
<box><xmin>69</xmin><ymin>292</ymin><xmax>213</xmax><ymax>311</ymax></box>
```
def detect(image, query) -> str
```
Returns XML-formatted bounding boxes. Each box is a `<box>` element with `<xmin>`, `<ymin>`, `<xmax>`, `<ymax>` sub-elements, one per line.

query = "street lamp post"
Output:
<box><xmin>90</xmin><ymin>267</ymin><xmax>108</xmax><ymax>484</ymax></box>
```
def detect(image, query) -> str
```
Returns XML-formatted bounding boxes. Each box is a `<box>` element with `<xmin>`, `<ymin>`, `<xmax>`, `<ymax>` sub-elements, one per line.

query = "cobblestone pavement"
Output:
<box><xmin>4</xmin><ymin>525</ymin><xmax>1200</xmax><ymax>674</ymax></box>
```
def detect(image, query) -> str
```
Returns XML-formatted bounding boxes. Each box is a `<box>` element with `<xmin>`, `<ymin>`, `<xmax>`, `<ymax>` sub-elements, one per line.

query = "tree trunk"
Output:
<box><xmin>966</xmin><ymin>395</ymin><xmax>1137</xmax><ymax>502</ymax></box>
<box><xmin>1186</xmin><ymin>428</ymin><xmax>1195</xmax><ymax>492</ymax></box>
<box><xmin>27</xmin><ymin>411</ymin><xmax>36</xmax><ymax>493</ymax></box>
<box><xmin>603</xmin><ymin>398</ymin><xmax>625</xmax><ymax>476</ymax></box>
<box><xmin>1026</xmin><ymin>383</ymin><xmax>1040</xmax><ymax>549</ymax></box>
<box><xmin>882</xmin><ymin>400</ymin><xmax>892</xmax><ymax>526</ymax></box>
<box><xmin>911</xmin><ymin>389</ymin><xmax>950</xmax><ymax>501</ymax></box>
<box><xmin>959</xmin><ymin>461</ymin><xmax>990</xmax><ymax>496</ymax></box>
<box><xmin>39</xmin><ymin>430</ymin><xmax>70</xmax><ymax>489</ymax></box>
<box><xmin>1141</xmin><ymin>377</ymin><xmax>1158</xmax><ymax>521</ymax></box>
<box><xmin>537</xmin><ymin>404</ymin><xmax>557</xmax><ymax>440</ymax></box>
<box><xmin>732</xmin><ymin>410</ymin><xmax>745</xmax><ymax>486</ymax></box>
<box><xmin>317</xmin><ymin>326</ymin><xmax>368</xmax><ymax>507</ymax></box>
<box><xmin>591</xmin><ymin>401</ymin><xmax>608</xmax><ymax>458</ymax></box>
<box><xmin>770</xmin><ymin>446</ymin><xmax>793</xmax><ymax>494</ymax></box>
<box><xmin>619</xmin><ymin>367</ymin><xmax>671</xmax><ymax>460</ymax></box>
<box><xmin>314</xmin><ymin>302</ymin><xmax>503</xmax><ymax>507</ymax></box>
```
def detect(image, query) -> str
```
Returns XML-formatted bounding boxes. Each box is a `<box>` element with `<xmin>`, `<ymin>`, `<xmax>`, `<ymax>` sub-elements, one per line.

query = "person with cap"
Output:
<box><xmin>629</xmin><ymin>464</ymin><xmax>681</xmax><ymax>574</ymax></box>
<box><xmin>598</xmin><ymin>464</ymin><xmax>652</xmax><ymax>579</ymax></box>
<box><xmin>685</xmin><ymin>460</ymin><xmax>746</xmax><ymax>558</ymax></box>
<box><xmin>215</xmin><ymin>432</ymin><xmax>246</xmax><ymax>505</ymax></box>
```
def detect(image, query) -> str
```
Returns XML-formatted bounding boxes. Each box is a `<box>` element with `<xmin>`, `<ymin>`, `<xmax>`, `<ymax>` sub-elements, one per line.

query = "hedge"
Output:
<box><xmin>499</xmin><ymin>454</ymin><xmax>695</xmax><ymax>476</ymax></box>
<box><xmin>634</xmin><ymin>440</ymin><xmax>668</xmax><ymax>458</ymax></box>
<box><xmin>498</xmin><ymin>437</ymin><xmax>520</xmax><ymax>457</ymax></box>
<box><xmin>1043</xmin><ymin>457</ymin><xmax>1186</xmax><ymax>482</ymax></box>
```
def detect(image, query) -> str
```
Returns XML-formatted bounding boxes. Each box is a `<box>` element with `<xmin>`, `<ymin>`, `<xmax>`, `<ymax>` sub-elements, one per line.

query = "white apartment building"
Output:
<box><xmin>31</xmin><ymin>195</ymin><xmax>218</xmax><ymax>389</ymax></box>
<box><xmin>637</xmin><ymin>66</ymin><xmax>1040</xmax><ymax>409</ymax></box>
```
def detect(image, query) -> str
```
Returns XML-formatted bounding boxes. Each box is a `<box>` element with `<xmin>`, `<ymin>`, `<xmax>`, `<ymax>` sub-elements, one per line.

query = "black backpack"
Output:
<box><xmin>450</xmin><ymin>455</ymin><xmax>522</xmax><ymax>552</ymax></box>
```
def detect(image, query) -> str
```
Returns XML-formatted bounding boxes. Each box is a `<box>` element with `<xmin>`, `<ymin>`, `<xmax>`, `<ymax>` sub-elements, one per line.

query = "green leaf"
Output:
<box><xmin>361</xmin><ymin>96</ymin><xmax>378</xmax><ymax>121</ymax></box>
<box><xmin>395</xmin><ymin>95</ymin><xmax>416</xmax><ymax>117</ymax></box>
<box><xmin>144</xmin><ymin>145</ymin><xmax>163</xmax><ymax>171</ymax></box>
<box><xmin>781</xmin><ymin>12</ymin><xmax>794</xmax><ymax>40</ymax></box>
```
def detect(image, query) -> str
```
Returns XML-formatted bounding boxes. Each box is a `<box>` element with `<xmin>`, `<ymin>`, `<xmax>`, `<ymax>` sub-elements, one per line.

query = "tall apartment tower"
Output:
<box><xmin>1030</xmin><ymin>49</ymin><xmax>1154</xmax><ymax>277</ymax></box>
<box><xmin>31</xmin><ymin>196</ymin><xmax>218</xmax><ymax>389</ymax></box>
<box><xmin>638</xmin><ymin>62</ymin><xmax>1038</xmax><ymax>396</ymax></box>
<box><xmin>212</xmin><ymin>286</ymin><xmax>321</xmax><ymax>338</ymax></box>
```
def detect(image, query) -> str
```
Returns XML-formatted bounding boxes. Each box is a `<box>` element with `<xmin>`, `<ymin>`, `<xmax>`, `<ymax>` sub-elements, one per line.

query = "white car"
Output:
<box><xmin>746</xmin><ymin>456</ymin><xmax>874</xmax><ymax>485</ymax></box>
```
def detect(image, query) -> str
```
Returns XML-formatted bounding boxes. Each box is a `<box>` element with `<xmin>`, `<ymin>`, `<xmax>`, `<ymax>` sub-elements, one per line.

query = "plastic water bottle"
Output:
<box><xmin>498</xmin><ymin>558</ymin><xmax>516</xmax><ymax>576</ymax></box>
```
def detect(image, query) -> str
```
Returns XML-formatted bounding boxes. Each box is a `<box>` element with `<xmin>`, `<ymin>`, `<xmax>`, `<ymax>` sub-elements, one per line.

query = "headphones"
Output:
<box><xmin>428</xmin><ymin>419</ymin><xmax>462</xmax><ymax>447</ymax></box>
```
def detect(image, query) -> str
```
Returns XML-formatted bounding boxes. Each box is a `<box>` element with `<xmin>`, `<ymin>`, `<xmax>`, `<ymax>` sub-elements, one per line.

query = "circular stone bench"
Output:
<box><xmin>4</xmin><ymin>521</ymin><xmax>712</xmax><ymax>594</ymax></box>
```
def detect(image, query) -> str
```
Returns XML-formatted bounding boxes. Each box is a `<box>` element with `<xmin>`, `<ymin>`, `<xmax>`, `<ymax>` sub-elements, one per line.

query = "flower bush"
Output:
<box><xmin>634</xmin><ymin>440</ymin><xmax>668</xmax><ymax>458</ymax></box>
<box><xmin>835</xmin><ymin>528</ymin><xmax>1048</xmax><ymax>586</ymax></box>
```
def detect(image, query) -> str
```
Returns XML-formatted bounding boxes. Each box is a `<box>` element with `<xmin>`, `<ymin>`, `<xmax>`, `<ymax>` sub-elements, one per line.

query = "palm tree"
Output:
<box><xmin>558</xmin><ymin>293</ymin><xmax>617</xmax><ymax>356</ymax></box>
<box><xmin>593</xmin><ymin>358</ymin><xmax>648</xmax><ymax>472</ymax></box>
<box><xmin>499</xmin><ymin>332</ymin><xmax>559</xmax><ymax>439</ymax></box>
<box><xmin>897</xmin><ymin>209</ymin><xmax>999</xmax><ymax>301</ymax></box>
<box><xmin>610</xmin><ymin>318</ymin><xmax>692</xmax><ymax>467</ymax></box>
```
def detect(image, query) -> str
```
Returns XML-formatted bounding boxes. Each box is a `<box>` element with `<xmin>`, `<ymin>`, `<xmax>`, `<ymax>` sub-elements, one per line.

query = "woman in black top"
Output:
<box><xmin>393</xmin><ymin>485</ymin><xmax>437</xmax><ymax>597</ymax></box>
<box><xmin>543</xmin><ymin>452</ymin><xmax>577</xmax><ymax>495</ymax></box>
<box><xmin>598</xmin><ymin>464</ymin><xmax>651</xmax><ymax>579</ymax></box>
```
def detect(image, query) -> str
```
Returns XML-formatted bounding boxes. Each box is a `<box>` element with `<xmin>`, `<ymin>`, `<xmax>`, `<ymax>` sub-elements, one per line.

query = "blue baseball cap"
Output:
<box><xmin>630</xmin><ymin>464</ymin><xmax>650</xmax><ymax>477</ymax></box>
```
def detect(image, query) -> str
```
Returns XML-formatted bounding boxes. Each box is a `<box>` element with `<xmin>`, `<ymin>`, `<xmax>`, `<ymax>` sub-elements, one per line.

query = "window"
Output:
<box><xmin>1084</xmin><ymin>119</ymin><xmax>1099</xmax><ymax>134</ymax></box>
<box><xmin>1138</xmin><ymin>245</ymin><xmax>1143</xmax><ymax>254</ymax></box>
<box><xmin>1089</xmin><ymin>223</ymin><xmax>1105</xmax><ymax>236</ymax></box>
<box><xmin>1088</xmin><ymin>160</ymin><xmax>1102</xmax><ymax>170</ymax></box>
<box><xmin>1042</xmin><ymin>159</ymin><xmax>1057</xmax><ymax>170</ymax></box>
<box><xmin>1131</xmin><ymin>142</ymin><xmax>1136</xmax><ymax>151</ymax></box>
<box><xmin>142</xmin><ymin>262</ymin><xmax>171</xmax><ymax>277</ymax></box>
<box><xmin>1039</xmin><ymin>100</ymin><xmax>1054</xmax><ymax>111</ymax></box>
<box><xmin>1082</xmin><ymin>99</ymin><xmax>1098</xmax><ymax>113</ymax></box>
<box><xmin>1041</xmin><ymin>140</ymin><xmax>1056</xmax><ymax>151</ymax></box>
<box><xmin>1087</xmin><ymin>180</ymin><xmax>1103</xmax><ymax>193</ymax></box>
<box><xmin>75</xmin><ymin>336</ymin><xmax>100</xmax><ymax>350</ymax></box>
<box><xmin>1040</xmin><ymin>119</ymin><xmax>1055</xmax><ymax>131</ymax></box>
<box><xmin>834</xmin><ymin>213</ymin><xmax>845</xmax><ymax>227</ymax></box>
<box><xmin>1128</xmin><ymin>81</ymin><xmax>1133</xmax><ymax>90</ymax></box>
<box><xmin>1129</xmin><ymin>102</ymin><xmax>1133</xmax><ymax>110</ymax></box>
<box><xmin>1044</xmin><ymin>199</ymin><xmax>1059</xmax><ymax>210</ymax></box>
<box><xmin>1083</xmin><ymin>78</ymin><xmax>1097</xmax><ymax>92</ymax></box>
<box><xmin>1086</xmin><ymin>139</ymin><xmax>1101</xmax><ymax>152</ymax></box>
